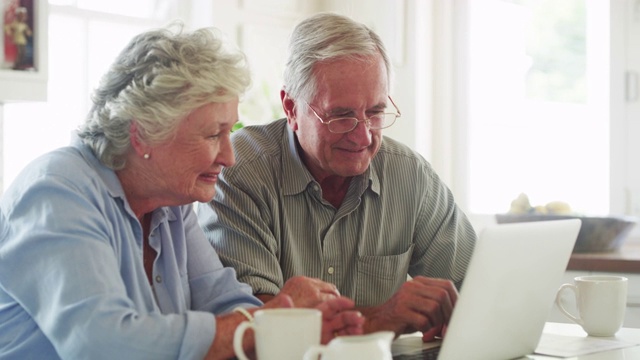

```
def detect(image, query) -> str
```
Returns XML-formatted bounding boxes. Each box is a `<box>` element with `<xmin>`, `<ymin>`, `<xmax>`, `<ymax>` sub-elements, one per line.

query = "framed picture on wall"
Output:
<box><xmin>2</xmin><ymin>0</ymin><xmax>36</xmax><ymax>70</ymax></box>
<box><xmin>0</xmin><ymin>0</ymin><xmax>47</xmax><ymax>102</ymax></box>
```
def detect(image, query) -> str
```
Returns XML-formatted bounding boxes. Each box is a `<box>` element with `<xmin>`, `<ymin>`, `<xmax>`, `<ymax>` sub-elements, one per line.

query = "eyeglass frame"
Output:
<box><xmin>302</xmin><ymin>96</ymin><xmax>402</xmax><ymax>134</ymax></box>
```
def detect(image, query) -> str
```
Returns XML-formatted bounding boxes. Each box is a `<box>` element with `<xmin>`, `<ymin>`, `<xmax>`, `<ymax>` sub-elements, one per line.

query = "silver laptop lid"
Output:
<box><xmin>437</xmin><ymin>219</ymin><xmax>581</xmax><ymax>360</ymax></box>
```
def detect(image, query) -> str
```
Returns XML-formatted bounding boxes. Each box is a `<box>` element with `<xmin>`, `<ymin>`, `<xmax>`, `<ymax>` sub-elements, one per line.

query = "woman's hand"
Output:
<box><xmin>316</xmin><ymin>297</ymin><xmax>365</xmax><ymax>344</ymax></box>
<box><xmin>265</xmin><ymin>278</ymin><xmax>364</xmax><ymax>344</ymax></box>
<box><xmin>261</xmin><ymin>292</ymin><xmax>295</xmax><ymax>309</ymax></box>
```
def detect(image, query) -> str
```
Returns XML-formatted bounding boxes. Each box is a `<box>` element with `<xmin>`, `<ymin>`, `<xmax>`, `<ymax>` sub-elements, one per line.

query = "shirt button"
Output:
<box><xmin>313</xmin><ymin>184</ymin><xmax>319</xmax><ymax>191</ymax></box>
<box><xmin>155</xmin><ymin>275</ymin><xmax>162</xmax><ymax>283</ymax></box>
<box><xmin>327</xmin><ymin>266</ymin><xmax>335</xmax><ymax>275</ymax></box>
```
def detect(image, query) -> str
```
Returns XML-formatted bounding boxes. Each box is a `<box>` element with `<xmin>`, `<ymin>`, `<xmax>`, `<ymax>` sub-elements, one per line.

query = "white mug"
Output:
<box><xmin>233</xmin><ymin>308</ymin><xmax>321</xmax><ymax>360</ymax></box>
<box><xmin>555</xmin><ymin>275</ymin><xmax>628</xmax><ymax>337</ymax></box>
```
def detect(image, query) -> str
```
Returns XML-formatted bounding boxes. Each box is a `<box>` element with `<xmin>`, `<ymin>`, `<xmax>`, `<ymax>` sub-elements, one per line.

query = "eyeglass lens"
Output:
<box><xmin>328</xmin><ymin>113</ymin><xmax>397</xmax><ymax>133</ymax></box>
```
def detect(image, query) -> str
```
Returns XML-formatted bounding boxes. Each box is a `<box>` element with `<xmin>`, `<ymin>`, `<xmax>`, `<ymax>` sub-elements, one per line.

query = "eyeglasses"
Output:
<box><xmin>304</xmin><ymin>96</ymin><xmax>401</xmax><ymax>134</ymax></box>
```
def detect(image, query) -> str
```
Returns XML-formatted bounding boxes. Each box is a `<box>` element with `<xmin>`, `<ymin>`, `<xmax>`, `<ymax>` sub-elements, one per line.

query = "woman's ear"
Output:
<box><xmin>281</xmin><ymin>90</ymin><xmax>299</xmax><ymax>131</ymax></box>
<box><xmin>129</xmin><ymin>121</ymin><xmax>150</xmax><ymax>159</ymax></box>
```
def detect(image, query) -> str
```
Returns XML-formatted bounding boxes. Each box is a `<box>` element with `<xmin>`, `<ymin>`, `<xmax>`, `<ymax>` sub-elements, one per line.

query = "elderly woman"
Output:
<box><xmin>0</xmin><ymin>25</ymin><xmax>363</xmax><ymax>359</ymax></box>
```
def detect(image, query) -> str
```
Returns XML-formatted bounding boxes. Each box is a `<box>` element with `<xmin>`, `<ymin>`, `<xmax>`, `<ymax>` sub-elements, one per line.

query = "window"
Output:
<box><xmin>459</xmin><ymin>0</ymin><xmax>611</xmax><ymax>216</ymax></box>
<box><xmin>2</xmin><ymin>0</ymin><xmax>178</xmax><ymax>192</ymax></box>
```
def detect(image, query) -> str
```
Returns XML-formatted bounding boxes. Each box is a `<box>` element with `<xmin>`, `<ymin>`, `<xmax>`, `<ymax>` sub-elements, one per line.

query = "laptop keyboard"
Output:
<box><xmin>393</xmin><ymin>347</ymin><xmax>440</xmax><ymax>360</ymax></box>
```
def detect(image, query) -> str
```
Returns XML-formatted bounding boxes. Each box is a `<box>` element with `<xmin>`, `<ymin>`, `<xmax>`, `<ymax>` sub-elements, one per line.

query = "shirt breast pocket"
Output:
<box><xmin>355</xmin><ymin>244</ymin><xmax>414</xmax><ymax>307</ymax></box>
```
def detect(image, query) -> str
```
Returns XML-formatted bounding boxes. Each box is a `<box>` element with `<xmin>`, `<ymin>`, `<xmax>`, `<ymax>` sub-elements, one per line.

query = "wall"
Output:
<box><xmin>318</xmin><ymin>0</ymin><xmax>428</xmax><ymax>158</ymax></box>
<box><xmin>611</xmin><ymin>0</ymin><xmax>640</xmax><ymax>242</ymax></box>
<box><xmin>5</xmin><ymin>0</ymin><xmax>636</xmax><ymax>232</ymax></box>
<box><xmin>189</xmin><ymin>0</ymin><xmax>319</xmax><ymax>124</ymax></box>
<box><xmin>623</xmin><ymin>0</ymin><xmax>640</xmax><ymax>219</ymax></box>
<box><xmin>187</xmin><ymin>0</ymin><xmax>430</xmax><ymax>163</ymax></box>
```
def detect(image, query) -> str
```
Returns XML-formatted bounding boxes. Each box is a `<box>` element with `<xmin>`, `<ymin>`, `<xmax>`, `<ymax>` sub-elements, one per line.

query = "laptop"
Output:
<box><xmin>392</xmin><ymin>219</ymin><xmax>581</xmax><ymax>360</ymax></box>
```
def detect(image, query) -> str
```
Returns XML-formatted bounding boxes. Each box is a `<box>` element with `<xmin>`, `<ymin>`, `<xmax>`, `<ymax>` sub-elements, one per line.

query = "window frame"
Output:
<box><xmin>432</xmin><ymin>0</ymin><xmax>638</xmax><ymax>240</ymax></box>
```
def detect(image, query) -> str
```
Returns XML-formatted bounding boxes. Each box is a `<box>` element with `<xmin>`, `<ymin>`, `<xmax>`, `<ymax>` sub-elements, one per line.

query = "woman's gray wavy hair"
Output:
<box><xmin>78</xmin><ymin>23</ymin><xmax>250</xmax><ymax>170</ymax></box>
<box><xmin>283</xmin><ymin>12</ymin><xmax>393</xmax><ymax>102</ymax></box>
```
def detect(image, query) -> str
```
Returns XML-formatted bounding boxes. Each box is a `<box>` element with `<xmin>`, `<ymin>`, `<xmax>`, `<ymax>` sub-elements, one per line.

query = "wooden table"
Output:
<box><xmin>567</xmin><ymin>243</ymin><xmax>640</xmax><ymax>274</ymax></box>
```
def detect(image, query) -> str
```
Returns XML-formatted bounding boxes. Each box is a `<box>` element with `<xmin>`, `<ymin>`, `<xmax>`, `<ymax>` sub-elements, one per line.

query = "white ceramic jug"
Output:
<box><xmin>303</xmin><ymin>331</ymin><xmax>394</xmax><ymax>360</ymax></box>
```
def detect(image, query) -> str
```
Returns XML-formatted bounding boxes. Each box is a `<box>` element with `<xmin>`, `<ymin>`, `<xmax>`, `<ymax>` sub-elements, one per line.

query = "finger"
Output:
<box><xmin>314</xmin><ymin>280</ymin><xmax>340</xmax><ymax>297</ymax></box>
<box><xmin>422</xmin><ymin>324</ymin><xmax>442</xmax><ymax>342</ymax></box>
<box><xmin>395</xmin><ymin>294</ymin><xmax>446</xmax><ymax>334</ymax></box>
<box><xmin>333</xmin><ymin>323</ymin><xmax>364</xmax><ymax>337</ymax></box>
<box><xmin>326</xmin><ymin>311</ymin><xmax>365</xmax><ymax>338</ymax></box>
<box><xmin>321</xmin><ymin>288</ymin><xmax>340</xmax><ymax>297</ymax></box>
<box><xmin>403</xmin><ymin>305</ymin><xmax>438</xmax><ymax>334</ymax></box>
<box><xmin>262</xmin><ymin>294</ymin><xmax>294</xmax><ymax>309</ymax></box>
<box><xmin>413</xmin><ymin>277</ymin><xmax>458</xmax><ymax>306</ymax></box>
<box><xmin>316</xmin><ymin>296</ymin><xmax>355</xmax><ymax>315</ymax></box>
<box><xmin>317</xmin><ymin>291</ymin><xmax>340</xmax><ymax>304</ymax></box>
<box><xmin>325</xmin><ymin>310</ymin><xmax>364</xmax><ymax>329</ymax></box>
<box><xmin>407</xmin><ymin>279</ymin><xmax>456</xmax><ymax>323</ymax></box>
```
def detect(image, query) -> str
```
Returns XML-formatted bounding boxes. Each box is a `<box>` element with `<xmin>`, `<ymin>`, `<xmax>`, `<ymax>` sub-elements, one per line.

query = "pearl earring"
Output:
<box><xmin>143</xmin><ymin>154</ymin><xmax>150</xmax><ymax>159</ymax></box>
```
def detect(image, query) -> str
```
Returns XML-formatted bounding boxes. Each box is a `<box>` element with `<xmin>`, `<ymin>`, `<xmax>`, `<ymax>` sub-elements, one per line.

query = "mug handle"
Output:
<box><xmin>233</xmin><ymin>320</ymin><xmax>254</xmax><ymax>360</ymax></box>
<box><xmin>303</xmin><ymin>344</ymin><xmax>327</xmax><ymax>360</ymax></box>
<box><xmin>555</xmin><ymin>283</ymin><xmax>583</xmax><ymax>326</ymax></box>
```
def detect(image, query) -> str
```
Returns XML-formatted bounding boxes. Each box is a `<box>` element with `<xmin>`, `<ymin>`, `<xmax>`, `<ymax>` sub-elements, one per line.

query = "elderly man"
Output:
<box><xmin>198</xmin><ymin>12</ymin><xmax>476</xmax><ymax>340</ymax></box>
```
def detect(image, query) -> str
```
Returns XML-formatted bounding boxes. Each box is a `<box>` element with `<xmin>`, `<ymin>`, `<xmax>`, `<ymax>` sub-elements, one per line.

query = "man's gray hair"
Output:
<box><xmin>78</xmin><ymin>23</ymin><xmax>250</xmax><ymax>170</ymax></box>
<box><xmin>283</xmin><ymin>12</ymin><xmax>393</xmax><ymax>102</ymax></box>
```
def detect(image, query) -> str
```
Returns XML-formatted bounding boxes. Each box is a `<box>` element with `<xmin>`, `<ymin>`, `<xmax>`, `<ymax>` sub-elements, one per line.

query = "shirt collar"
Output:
<box><xmin>71</xmin><ymin>133</ymin><xmax>125</xmax><ymax>199</ymax></box>
<box><xmin>70</xmin><ymin>133</ymin><xmax>176</xmax><ymax>222</ymax></box>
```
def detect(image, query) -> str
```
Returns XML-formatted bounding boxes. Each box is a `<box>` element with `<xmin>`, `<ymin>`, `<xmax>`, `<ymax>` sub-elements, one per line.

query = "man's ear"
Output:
<box><xmin>281</xmin><ymin>89</ymin><xmax>299</xmax><ymax>131</ymax></box>
<box><xmin>129</xmin><ymin>121</ymin><xmax>150</xmax><ymax>158</ymax></box>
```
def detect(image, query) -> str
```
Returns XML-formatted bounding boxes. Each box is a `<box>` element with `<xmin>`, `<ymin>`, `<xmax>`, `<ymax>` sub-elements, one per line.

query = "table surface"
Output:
<box><xmin>525</xmin><ymin>322</ymin><xmax>640</xmax><ymax>359</ymax></box>
<box><xmin>567</xmin><ymin>242</ymin><xmax>640</xmax><ymax>273</ymax></box>
<box><xmin>392</xmin><ymin>322</ymin><xmax>640</xmax><ymax>359</ymax></box>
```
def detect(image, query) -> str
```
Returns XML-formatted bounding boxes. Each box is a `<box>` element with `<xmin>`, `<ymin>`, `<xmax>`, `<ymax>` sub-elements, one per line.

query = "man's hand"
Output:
<box><xmin>359</xmin><ymin>276</ymin><xmax>458</xmax><ymax>341</ymax></box>
<box><xmin>279</xmin><ymin>276</ymin><xmax>341</xmax><ymax>308</ymax></box>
